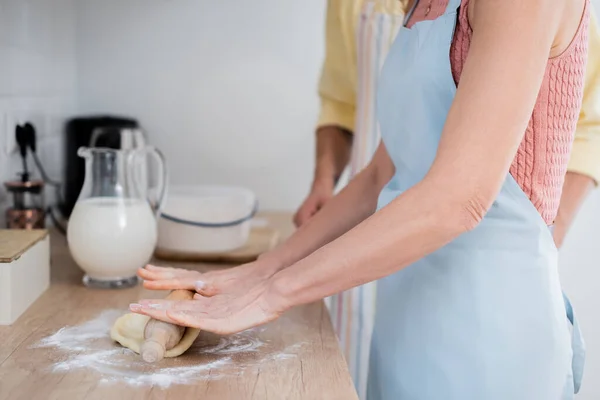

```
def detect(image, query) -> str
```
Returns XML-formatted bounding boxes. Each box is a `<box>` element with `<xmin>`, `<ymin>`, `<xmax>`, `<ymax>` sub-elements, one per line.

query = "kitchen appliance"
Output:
<box><xmin>4</xmin><ymin>180</ymin><xmax>45</xmax><ymax>229</ymax></box>
<box><xmin>157</xmin><ymin>185</ymin><xmax>257</xmax><ymax>254</ymax></box>
<box><xmin>67</xmin><ymin>146</ymin><xmax>166</xmax><ymax>289</ymax></box>
<box><xmin>4</xmin><ymin>123</ymin><xmax>46</xmax><ymax>229</ymax></box>
<box><xmin>62</xmin><ymin>116</ymin><xmax>143</xmax><ymax>219</ymax></box>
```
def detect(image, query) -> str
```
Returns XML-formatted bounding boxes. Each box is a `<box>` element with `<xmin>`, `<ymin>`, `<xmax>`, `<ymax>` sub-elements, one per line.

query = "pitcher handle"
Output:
<box><xmin>131</xmin><ymin>146</ymin><xmax>168</xmax><ymax>218</ymax></box>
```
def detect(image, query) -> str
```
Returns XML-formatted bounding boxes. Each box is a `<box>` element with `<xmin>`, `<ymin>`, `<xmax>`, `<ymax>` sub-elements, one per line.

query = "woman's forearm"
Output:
<box><xmin>268</xmin><ymin>177</ymin><xmax>470</xmax><ymax>309</ymax></box>
<box><xmin>553</xmin><ymin>171</ymin><xmax>595</xmax><ymax>248</ymax></box>
<box><xmin>263</xmin><ymin>167</ymin><xmax>382</xmax><ymax>272</ymax></box>
<box><xmin>271</xmin><ymin>169</ymin><xmax>595</xmax><ymax>307</ymax></box>
<box><xmin>262</xmin><ymin>144</ymin><xmax>395</xmax><ymax>273</ymax></box>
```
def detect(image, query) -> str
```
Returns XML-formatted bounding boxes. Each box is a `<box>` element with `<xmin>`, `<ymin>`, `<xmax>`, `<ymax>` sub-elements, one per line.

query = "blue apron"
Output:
<box><xmin>367</xmin><ymin>0</ymin><xmax>585</xmax><ymax>399</ymax></box>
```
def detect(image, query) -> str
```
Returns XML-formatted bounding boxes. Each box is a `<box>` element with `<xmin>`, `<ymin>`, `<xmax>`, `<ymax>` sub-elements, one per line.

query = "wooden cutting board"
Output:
<box><xmin>153</xmin><ymin>226</ymin><xmax>280</xmax><ymax>264</ymax></box>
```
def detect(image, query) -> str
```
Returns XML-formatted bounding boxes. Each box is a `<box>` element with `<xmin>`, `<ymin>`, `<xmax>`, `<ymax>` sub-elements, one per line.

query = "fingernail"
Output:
<box><xmin>195</xmin><ymin>281</ymin><xmax>206</xmax><ymax>291</ymax></box>
<box><xmin>133</xmin><ymin>302</ymin><xmax>167</xmax><ymax>310</ymax></box>
<box><xmin>129</xmin><ymin>303</ymin><xmax>142</xmax><ymax>311</ymax></box>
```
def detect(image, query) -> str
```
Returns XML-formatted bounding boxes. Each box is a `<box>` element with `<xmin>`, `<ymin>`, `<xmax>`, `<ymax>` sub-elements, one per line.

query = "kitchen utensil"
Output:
<box><xmin>4</xmin><ymin>180</ymin><xmax>45</xmax><ymax>229</ymax></box>
<box><xmin>5</xmin><ymin>124</ymin><xmax>45</xmax><ymax>229</ymax></box>
<box><xmin>67</xmin><ymin>146</ymin><xmax>167</xmax><ymax>289</ymax></box>
<box><xmin>140</xmin><ymin>289</ymin><xmax>195</xmax><ymax>363</ymax></box>
<box><xmin>16</xmin><ymin>122</ymin><xmax>66</xmax><ymax>232</ymax></box>
<box><xmin>157</xmin><ymin>185</ymin><xmax>257</xmax><ymax>254</ymax></box>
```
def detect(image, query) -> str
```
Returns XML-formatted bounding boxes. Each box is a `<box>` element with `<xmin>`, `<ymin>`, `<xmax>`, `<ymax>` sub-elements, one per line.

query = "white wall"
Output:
<box><xmin>0</xmin><ymin>0</ymin><xmax>77</xmax><ymax>224</ymax></box>
<box><xmin>75</xmin><ymin>0</ymin><xmax>324</xmax><ymax>211</ymax></box>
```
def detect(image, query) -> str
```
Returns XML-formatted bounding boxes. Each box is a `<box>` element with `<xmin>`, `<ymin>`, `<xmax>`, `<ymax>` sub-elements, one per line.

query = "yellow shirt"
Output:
<box><xmin>317</xmin><ymin>0</ymin><xmax>600</xmax><ymax>183</ymax></box>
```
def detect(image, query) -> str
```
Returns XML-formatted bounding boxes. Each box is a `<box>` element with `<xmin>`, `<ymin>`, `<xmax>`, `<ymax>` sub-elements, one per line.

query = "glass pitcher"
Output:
<box><xmin>67</xmin><ymin>146</ymin><xmax>167</xmax><ymax>289</ymax></box>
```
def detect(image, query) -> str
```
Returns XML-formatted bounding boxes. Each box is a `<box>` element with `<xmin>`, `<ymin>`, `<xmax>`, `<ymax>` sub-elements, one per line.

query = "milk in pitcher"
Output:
<box><xmin>67</xmin><ymin>197</ymin><xmax>157</xmax><ymax>281</ymax></box>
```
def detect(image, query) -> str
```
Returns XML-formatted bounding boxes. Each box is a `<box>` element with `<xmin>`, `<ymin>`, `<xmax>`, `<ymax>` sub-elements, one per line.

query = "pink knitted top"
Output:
<box><xmin>407</xmin><ymin>0</ymin><xmax>590</xmax><ymax>224</ymax></box>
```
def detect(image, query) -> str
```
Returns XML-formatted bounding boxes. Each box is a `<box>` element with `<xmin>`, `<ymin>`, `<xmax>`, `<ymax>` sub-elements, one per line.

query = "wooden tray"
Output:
<box><xmin>154</xmin><ymin>226</ymin><xmax>280</xmax><ymax>264</ymax></box>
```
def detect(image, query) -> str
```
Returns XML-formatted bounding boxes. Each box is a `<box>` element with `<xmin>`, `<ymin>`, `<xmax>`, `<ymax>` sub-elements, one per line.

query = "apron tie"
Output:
<box><xmin>562</xmin><ymin>292</ymin><xmax>585</xmax><ymax>393</ymax></box>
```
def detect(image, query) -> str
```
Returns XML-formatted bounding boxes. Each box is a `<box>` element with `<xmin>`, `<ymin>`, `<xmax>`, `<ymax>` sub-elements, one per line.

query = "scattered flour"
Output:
<box><xmin>34</xmin><ymin>309</ymin><xmax>304</xmax><ymax>388</ymax></box>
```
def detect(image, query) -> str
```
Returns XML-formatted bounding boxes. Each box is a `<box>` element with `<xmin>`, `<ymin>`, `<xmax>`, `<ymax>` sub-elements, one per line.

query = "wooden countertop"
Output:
<box><xmin>0</xmin><ymin>212</ymin><xmax>358</xmax><ymax>400</ymax></box>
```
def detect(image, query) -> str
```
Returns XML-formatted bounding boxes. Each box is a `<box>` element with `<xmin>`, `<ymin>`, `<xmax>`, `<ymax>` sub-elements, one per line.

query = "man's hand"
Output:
<box><xmin>553</xmin><ymin>171</ymin><xmax>595</xmax><ymax>248</ymax></box>
<box><xmin>294</xmin><ymin>125</ymin><xmax>352</xmax><ymax>227</ymax></box>
<box><xmin>293</xmin><ymin>180</ymin><xmax>334</xmax><ymax>227</ymax></box>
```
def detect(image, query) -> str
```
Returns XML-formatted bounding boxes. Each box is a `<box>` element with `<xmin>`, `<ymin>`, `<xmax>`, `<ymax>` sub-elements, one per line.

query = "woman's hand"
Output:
<box><xmin>130</xmin><ymin>279</ymin><xmax>288</xmax><ymax>335</ymax></box>
<box><xmin>138</xmin><ymin>261</ymin><xmax>280</xmax><ymax>297</ymax></box>
<box><xmin>138</xmin><ymin>264</ymin><xmax>201</xmax><ymax>290</ymax></box>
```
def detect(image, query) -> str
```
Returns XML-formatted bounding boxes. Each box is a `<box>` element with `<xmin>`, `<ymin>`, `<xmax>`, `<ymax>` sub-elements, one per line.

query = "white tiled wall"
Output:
<box><xmin>0</xmin><ymin>0</ymin><xmax>77</xmax><ymax>225</ymax></box>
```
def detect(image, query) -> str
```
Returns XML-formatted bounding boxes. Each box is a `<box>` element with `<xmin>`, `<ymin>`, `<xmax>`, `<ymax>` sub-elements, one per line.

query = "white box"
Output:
<box><xmin>0</xmin><ymin>230</ymin><xmax>50</xmax><ymax>325</ymax></box>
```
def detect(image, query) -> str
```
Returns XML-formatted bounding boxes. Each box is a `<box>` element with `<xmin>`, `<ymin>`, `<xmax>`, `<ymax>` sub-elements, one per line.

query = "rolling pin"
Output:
<box><xmin>140</xmin><ymin>289</ymin><xmax>194</xmax><ymax>363</ymax></box>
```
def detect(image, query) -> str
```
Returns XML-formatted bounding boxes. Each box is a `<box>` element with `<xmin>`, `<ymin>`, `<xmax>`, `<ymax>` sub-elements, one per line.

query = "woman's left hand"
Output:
<box><xmin>138</xmin><ymin>260</ymin><xmax>279</xmax><ymax>298</ymax></box>
<box><xmin>129</xmin><ymin>280</ymin><xmax>287</xmax><ymax>335</ymax></box>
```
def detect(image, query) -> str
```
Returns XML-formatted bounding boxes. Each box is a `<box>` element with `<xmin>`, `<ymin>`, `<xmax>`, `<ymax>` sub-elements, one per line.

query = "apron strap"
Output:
<box><xmin>403</xmin><ymin>0</ymin><xmax>419</xmax><ymax>25</ymax></box>
<box><xmin>562</xmin><ymin>292</ymin><xmax>585</xmax><ymax>393</ymax></box>
<box><xmin>404</xmin><ymin>0</ymin><xmax>463</xmax><ymax>26</ymax></box>
<box><xmin>446</xmin><ymin>0</ymin><xmax>463</xmax><ymax>13</ymax></box>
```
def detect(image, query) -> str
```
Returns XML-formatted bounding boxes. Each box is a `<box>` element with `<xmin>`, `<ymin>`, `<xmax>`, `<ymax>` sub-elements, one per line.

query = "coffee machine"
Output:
<box><xmin>61</xmin><ymin>116</ymin><xmax>145</xmax><ymax>218</ymax></box>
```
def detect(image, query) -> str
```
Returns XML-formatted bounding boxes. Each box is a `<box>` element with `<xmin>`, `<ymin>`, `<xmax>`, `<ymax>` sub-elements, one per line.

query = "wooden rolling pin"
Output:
<box><xmin>140</xmin><ymin>289</ymin><xmax>194</xmax><ymax>363</ymax></box>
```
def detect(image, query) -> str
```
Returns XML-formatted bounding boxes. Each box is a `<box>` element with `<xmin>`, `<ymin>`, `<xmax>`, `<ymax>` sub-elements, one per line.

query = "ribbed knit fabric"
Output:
<box><xmin>407</xmin><ymin>0</ymin><xmax>590</xmax><ymax>224</ymax></box>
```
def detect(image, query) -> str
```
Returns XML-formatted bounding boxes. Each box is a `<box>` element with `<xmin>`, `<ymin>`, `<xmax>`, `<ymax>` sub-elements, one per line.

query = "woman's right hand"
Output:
<box><xmin>137</xmin><ymin>260</ymin><xmax>280</xmax><ymax>297</ymax></box>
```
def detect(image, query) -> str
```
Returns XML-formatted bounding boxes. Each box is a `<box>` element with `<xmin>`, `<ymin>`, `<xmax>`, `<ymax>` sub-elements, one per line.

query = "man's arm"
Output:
<box><xmin>314</xmin><ymin>126</ymin><xmax>353</xmax><ymax>186</ymax></box>
<box><xmin>554</xmin><ymin>173</ymin><xmax>595</xmax><ymax>248</ymax></box>
<box><xmin>294</xmin><ymin>126</ymin><xmax>352</xmax><ymax>227</ymax></box>
<box><xmin>554</xmin><ymin>9</ymin><xmax>600</xmax><ymax>247</ymax></box>
<box><xmin>294</xmin><ymin>0</ymin><xmax>357</xmax><ymax>227</ymax></box>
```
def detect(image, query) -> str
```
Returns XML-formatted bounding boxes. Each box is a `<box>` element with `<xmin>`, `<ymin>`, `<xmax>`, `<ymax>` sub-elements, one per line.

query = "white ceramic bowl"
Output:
<box><xmin>157</xmin><ymin>185</ymin><xmax>257</xmax><ymax>253</ymax></box>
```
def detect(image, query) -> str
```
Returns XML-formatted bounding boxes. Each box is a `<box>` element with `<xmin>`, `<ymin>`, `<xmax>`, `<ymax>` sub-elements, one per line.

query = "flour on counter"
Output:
<box><xmin>33</xmin><ymin>310</ymin><xmax>304</xmax><ymax>388</ymax></box>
